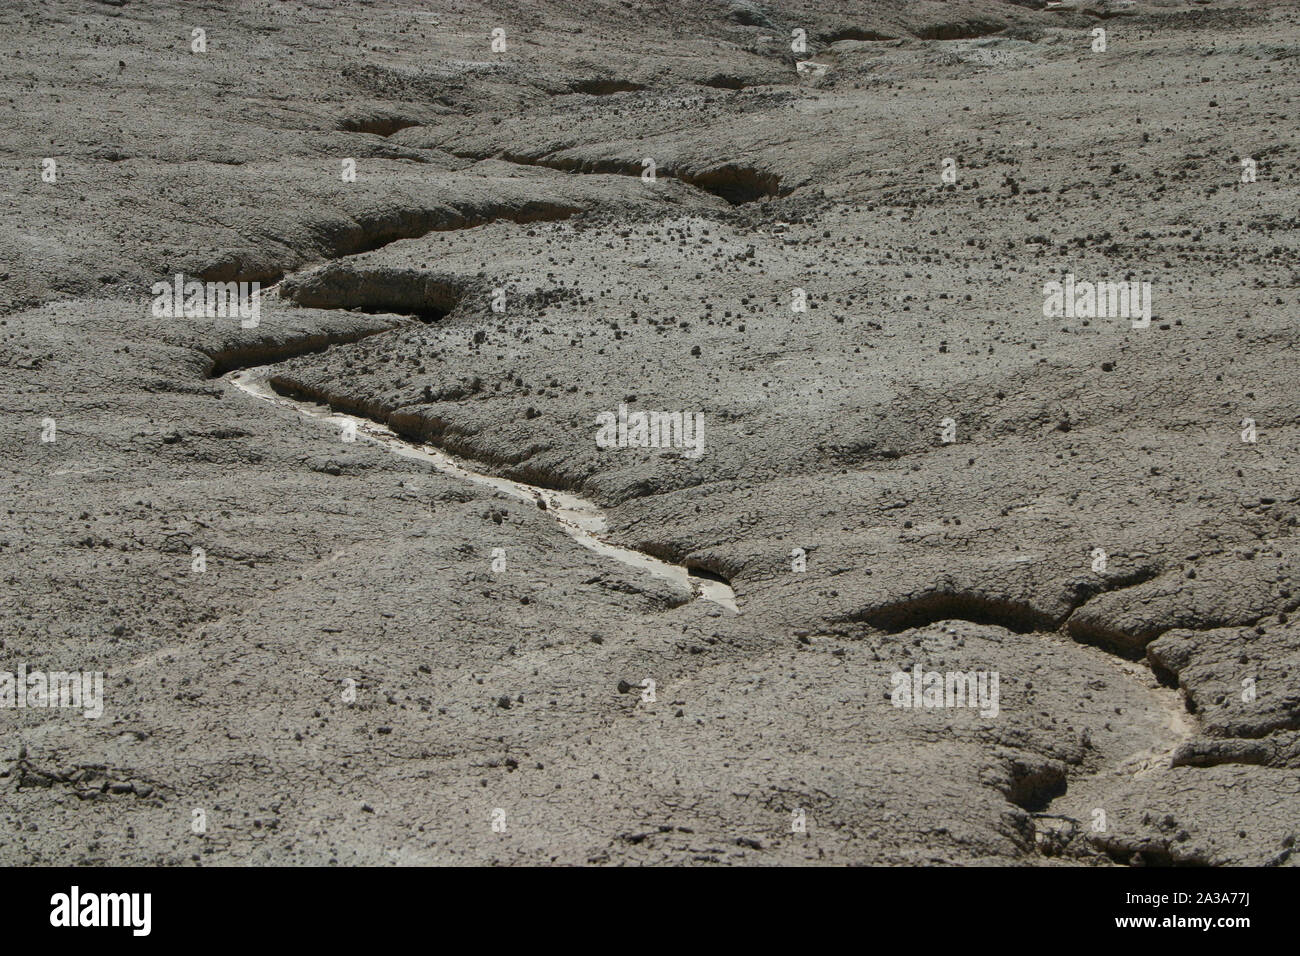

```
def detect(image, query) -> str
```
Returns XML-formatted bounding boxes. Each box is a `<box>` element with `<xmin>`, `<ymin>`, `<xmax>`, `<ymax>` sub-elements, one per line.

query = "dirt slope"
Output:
<box><xmin>1</xmin><ymin>0</ymin><xmax>1296</xmax><ymax>865</ymax></box>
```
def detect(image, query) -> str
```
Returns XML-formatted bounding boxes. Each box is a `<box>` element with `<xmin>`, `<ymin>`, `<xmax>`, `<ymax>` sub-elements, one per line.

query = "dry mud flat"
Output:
<box><xmin>1</xmin><ymin>0</ymin><xmax>1298</xmax><ymax>865</ymax></box>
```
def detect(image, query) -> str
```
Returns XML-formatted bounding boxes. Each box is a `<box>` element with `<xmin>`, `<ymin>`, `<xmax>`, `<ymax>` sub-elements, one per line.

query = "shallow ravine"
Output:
<box><xmin>1029</xmin><ymin>650</ymin><xmax>1197</xmax><ymax>861</ymax></box>
<box><xmin>226</xmin><ymin>368</ymin><xmax>739</xmax><ymax>612</ymax></box>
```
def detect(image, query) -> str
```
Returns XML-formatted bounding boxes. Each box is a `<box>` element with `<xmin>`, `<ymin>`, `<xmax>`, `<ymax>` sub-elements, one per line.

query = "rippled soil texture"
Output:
<box><xmin>1</xmin><ymin>0</ymin><xmax>1297</xmax><ymax>865</ymax></box>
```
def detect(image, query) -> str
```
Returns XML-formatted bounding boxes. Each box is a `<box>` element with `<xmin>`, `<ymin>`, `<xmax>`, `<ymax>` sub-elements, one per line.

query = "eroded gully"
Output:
<box><xmin>226</xmin><ymin>368</ymin><xmax>738</xmax><ymax>612</ymax></box>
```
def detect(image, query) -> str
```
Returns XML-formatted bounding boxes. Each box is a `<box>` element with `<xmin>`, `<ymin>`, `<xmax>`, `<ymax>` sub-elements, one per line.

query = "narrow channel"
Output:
<box><xmin>227</xmin><ymin>369</ymin><xmax>739</xmax><ymax>612</ymax></box>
